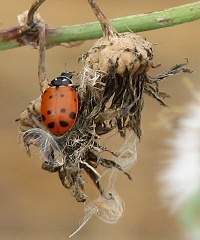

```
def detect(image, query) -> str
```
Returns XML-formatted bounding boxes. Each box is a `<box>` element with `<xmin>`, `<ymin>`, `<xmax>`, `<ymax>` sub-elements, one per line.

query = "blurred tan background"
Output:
<box><xmin>0</xmin><ymin>1</ymin><xmax>199</xmax><ymax>239</ymax></box>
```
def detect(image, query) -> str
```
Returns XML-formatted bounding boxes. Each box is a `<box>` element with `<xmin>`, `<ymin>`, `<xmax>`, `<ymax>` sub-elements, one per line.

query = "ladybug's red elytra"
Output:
<box><xmin>41</xmin><ymin>72</ymin><xmax>78</xmax><ymax>136</ymax></box>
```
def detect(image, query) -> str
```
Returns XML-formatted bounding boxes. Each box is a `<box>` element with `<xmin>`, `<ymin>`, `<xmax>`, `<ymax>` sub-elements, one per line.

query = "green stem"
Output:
<box><xmin>0</xmin><ymin>2</ymin><xmax>200</xmax><ymax>51</ymax></box>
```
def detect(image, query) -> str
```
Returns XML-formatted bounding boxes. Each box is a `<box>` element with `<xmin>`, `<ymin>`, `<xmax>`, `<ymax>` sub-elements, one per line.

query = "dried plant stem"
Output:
<box><xmin>22</xmin><ymin>0</ymin><xmax>48</xmax><ymax>92</ymax></box>
<box><xmin>18</xmin><ymin>0</ymin><xmax>47</xmax><ymax>34</ymax></box>
<box><xmin>37</xmin><ymin>23</ymin><xmax>48</xmax><ymax>93</ymax></box>
<box><xmin>88</xmin><ymin>0</ymin><xmax>117</xmax><ymax>37</ymax></box>
<box><xmin>27</xmin><ymin>0</ymin><xmax>47</xmax><ymax>27</ymax></box>
<box><xmin>0</xmin><ymin>2</ymin><xmax>200</xmax><ymax>51</ymax></box>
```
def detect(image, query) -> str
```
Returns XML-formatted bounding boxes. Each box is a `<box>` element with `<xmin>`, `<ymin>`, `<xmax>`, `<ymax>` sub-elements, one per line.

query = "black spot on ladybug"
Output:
<box><xmin>48</xmin><ymin>122</ymin><xmax>55</xmax><ymax>129</ymax></box>
<box><xmin>59</xmin><ymin>121</ymin><xmax>69</xmax><ymax>128</ymax></box>
<box><xmin>47</xmin><ymin>110</ymin><xmax>52</xmax><ymax>115</ymax></box>
<box><xmin>74</xmin><ymin>98</ymin><xmax>77</xmax><ymax>102</ymax></box>
<box><xmin>41</xmin><ymin>115</ymin><xmax>46</xmax><ymax>122</ymax></box>
<box><xmin>60</xmin><ymin>108</ymin><xmax>66</xmax><ymax>113</ymax></box>
<box><xmin>43</xmin><ymin>90</ymin><xmax>47</xmax><ymax>94</ymax></box>
<box><xmin>69</xmin><ymin>112</ymin><xmax>76</xmax><ymax>119</ymax></box>
<box><xmin>60</xmin><ymin>94</ymin><xmax>65</xmax><ymax>97</ymax></box>
<box><xmin>49</xmin><ymin>95</ymin><xmax>54</xmax><ymax>99</ymax></box>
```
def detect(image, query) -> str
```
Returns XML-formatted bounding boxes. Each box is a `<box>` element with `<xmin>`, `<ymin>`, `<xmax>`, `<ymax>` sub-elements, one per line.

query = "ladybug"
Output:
<box><xmin>41</xmin><ymin>72</ymin><xmax>78</xmax><ymax>136</ymax></box>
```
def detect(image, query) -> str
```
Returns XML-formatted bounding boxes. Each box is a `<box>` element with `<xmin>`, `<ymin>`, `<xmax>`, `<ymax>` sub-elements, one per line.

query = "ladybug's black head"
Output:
<box><xmin>49</xmin><ymin>71</ymin><xmax>74</xmax><ymax>87</ymax></box>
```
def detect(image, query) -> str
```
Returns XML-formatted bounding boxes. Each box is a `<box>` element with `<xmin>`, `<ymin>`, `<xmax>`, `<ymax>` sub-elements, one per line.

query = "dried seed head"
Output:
<box><xmin>80</xmin><ymin>1</ymin><xmax>192</xmax><ymax>139</ymax></box>
<box><xmin>78</xmin><ymin>0</ymin><xmax>154</xmax><ymax>138</ymax></box>
<box><xmin>79</xmin><ymin>32</ymin><xmax>154</xmax><ymax>138</ymax></box>
<box><xmin>82</xmin><ymin>32</ymin><xmax>153</xmax><ymax>76</ymax></box>
<box><xmin>80</xmin><ymin>49</ymin><xmax>192</xmax><ymax>138</ymax></box>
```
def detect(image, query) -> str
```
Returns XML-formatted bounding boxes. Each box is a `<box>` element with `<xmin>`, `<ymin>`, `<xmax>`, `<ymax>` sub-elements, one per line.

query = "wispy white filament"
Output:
<box><xmin>69</xmin><ymin>190</ymin><xmax>124</xmax><ymax>238</ymax></box>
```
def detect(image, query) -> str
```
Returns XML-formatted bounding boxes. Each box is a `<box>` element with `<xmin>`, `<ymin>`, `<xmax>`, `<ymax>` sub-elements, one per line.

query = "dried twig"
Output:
<box><xmin>27</xmin><ymin>0</ymin><xmax>47</xmax><ymax>28</ymax></box>
<box><xmin>88</xmin><ymin>0</ymin><xmax>117</xmax><ymax>37</ymax></box>
<box><xmin>37</xmin><ymin>23</ymin><xmax>48</xmax><ymax>93</ymax></box>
